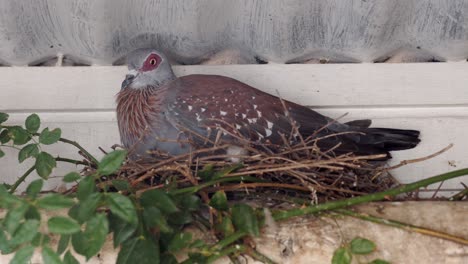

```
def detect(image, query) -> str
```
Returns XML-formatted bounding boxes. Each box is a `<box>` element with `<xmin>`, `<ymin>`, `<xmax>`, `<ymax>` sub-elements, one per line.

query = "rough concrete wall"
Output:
<box><xmin>0</xmin><ymin>0</ymin><xmax>468</xmax><ymax>65</ymax></box>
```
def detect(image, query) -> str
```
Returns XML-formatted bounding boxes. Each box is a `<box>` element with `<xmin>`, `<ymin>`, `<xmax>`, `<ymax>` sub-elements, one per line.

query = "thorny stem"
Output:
<box><xmin>55</xmin><ymin>157</ymin><xmax>87</xmax><ymax>165</ymax></box>
<box><xmin>170</xmin><ymin>176</ymin><xmax>265</xmax><ymax>196</ymax></box>
<box><xmin>55</xmin><ymin>137</ymin><xmax>99</xmax><ymax>165</ymax></box>
<box><xmin>211</xmin><ymin>231</ymin><xmax>247</xmax><ymax>251</ymax></box>
<box><xmin>205</xmin><ymin>244</ymin><xmax>246</xmax><ymax>263</ymax></box>
<box><xmin>32</xmin><ymin>133</ymin><xmax>99</xmax><ymax>165</ymax></box>
<box><xmin>9</xmin><ymin>165</ymin><xmax>35</xmax><ymax>193</ymax></box>
<box><xmin>334</xmin><ymin>208</ymin><xmax>468</xmax><ymax>246</ymax></box>
<box><xmin>273</xmin><ymin>168</ymin><xmax>468</xmax><ymax>220</ymax></box>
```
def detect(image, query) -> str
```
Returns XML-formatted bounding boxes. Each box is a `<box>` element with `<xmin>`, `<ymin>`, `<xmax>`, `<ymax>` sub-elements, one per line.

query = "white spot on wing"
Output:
<box><xmin>242</xmin><ymin>114</ymin><xmax>247</xmax><ymax>119</ymax></box>
<box><xmin>188</xmin><ymin>105</ymin><xmax>193</xmax><ymax>111</ymax></box>
<box><xmin>265</xmin><ymin>128</ymin><xmax>272</xmax><ymax>137</ymax></box>
<box><xmin>235</xmin><ymin>124</ymin><xmax>241</xmax><ymax>129</ymax></box>
<box><xmin>224</xmin><ymin>98</ymin><xmax>228</xmax><ymax>102</ymax></box>
<box><xmin>220</xmin><ymin>111</ymin><xmax>227</xmax><ymax>116</ymax></box>
<box><xmin>201</xmin><ymin>108</ymin><xmax>206</xmax><ymax>112</ymax></box>
<box><xmin>247</xmin><ymin>118</ymin><xmax>257</xmax><ymax>124</ymax></box>
<box><xmin>266</xmin><ymin>121</ymin><xmax>273</xmax><ymax>129</ymax></box>
<box><xmin>253</xmin><ymin>104</ymin><xmax>258</xmax><ymax>109</ymax></box>
<box><xmin>257</xmin><ymin>110</ymin><xmax>262</xmax><ymax>117</ymax></box>
<box><xmin>196</xmin><ymin>113</ymin><xmax>202</xmax><ymax>122</ymax></box>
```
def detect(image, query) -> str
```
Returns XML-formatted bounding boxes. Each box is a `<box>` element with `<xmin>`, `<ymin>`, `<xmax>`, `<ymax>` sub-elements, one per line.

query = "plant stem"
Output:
<box><xmin>32</xmin><ymin>133</ymin><xmax>99</xmax><ymax>165</ymax></box>
<box><xmin>211</xmin><ymin>231</ymin><xmax>247</xmax><ymax>251</ymax></box>
<box><xmin>9</xmin><ymin>165</ymin><xmax>35</xmax><ymax>193</ymax></box>
<box><xmin>170</xmin><ymin>176</ymin><xmax>265</xmax><ymax>195</ymax></box>
<box><xmin>273</xmin><ymin>168</ymin><xmax>468</xmax><ymax>221</ymax></box>
<box><xmin>334</xmin><ymin>208</ymin><xmax>468</xmax><ymax>246</ymax></box>
<box><xmin>55</xmin><ymin>157</ymin><xmax>87</xmax><ymax>165</ymax></box>
<box><xmin>449</xmin><ymin>188</ymin><xmax>468</xmax><ymax>201</ymax></box>
<box><xmin>247</xmin><ymin>248</ymin><xmax>278</xmax><ymax>264</ymax></box>
<box><xmin>57</xmin><ymin>137</ymin><xmax>99</xmax><ymax>165</ymax></box>
<box><xmin>206</xmin><ymin>244</ymin><xmax>246</xmax><ymax>263</ymax></box>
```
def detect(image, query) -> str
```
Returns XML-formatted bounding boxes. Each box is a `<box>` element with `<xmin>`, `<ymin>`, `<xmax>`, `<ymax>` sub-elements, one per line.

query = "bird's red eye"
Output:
<box><xmin>141</xmin><ymin>54</ymin><xmax>161</xmax><ymax>71</ymax></box>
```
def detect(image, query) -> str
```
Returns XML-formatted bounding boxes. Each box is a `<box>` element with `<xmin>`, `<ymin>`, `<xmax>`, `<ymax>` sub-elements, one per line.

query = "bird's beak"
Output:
<box><xmin>121</xmin><ymin>70</ymin><xmax>139</xmax><ymax>89</ymax></box>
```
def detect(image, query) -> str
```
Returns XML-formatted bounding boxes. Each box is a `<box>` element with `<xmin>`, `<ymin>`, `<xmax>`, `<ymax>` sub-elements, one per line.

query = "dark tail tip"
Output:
<box><xmin>366</xmin><ymin>128</ymin><xmax>421</xmax><ymax>151</ymax></box>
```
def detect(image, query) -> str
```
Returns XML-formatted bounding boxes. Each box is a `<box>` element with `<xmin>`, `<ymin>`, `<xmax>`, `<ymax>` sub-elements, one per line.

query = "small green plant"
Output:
<box><xmin>332</xmin><ymin>237</ymin><xmax>389</xmax><ymax>264</ymax></box>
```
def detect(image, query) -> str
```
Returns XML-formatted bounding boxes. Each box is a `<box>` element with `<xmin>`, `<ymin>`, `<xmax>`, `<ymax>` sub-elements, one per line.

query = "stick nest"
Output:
<box><xmin>83</xmin><ymin>126</ymin><xmax>399</xmax><ymax>203</ymax></box>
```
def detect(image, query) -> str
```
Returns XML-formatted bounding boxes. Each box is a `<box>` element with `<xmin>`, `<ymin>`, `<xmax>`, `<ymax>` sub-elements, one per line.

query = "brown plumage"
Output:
<box><xmin>116</xmin><ymin>49</ymin><xmax>420</xmax><ymax>160</ymax></box>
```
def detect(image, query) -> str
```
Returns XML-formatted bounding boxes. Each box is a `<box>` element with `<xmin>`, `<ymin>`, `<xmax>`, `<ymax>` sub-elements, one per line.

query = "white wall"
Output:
<box><xmin>0</xmin><ymin>63</ymin><xmax>467</xmax><ymax>195</ymax></box>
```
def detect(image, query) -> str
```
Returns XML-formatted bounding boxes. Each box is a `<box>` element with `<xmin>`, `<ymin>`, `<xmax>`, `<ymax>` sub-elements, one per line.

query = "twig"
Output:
<box><xmin>273</xmin><ymin>168</ymin><xmax>468</xmax><ymax>220</ymax></box>
<box><xmin>334</xmin><ymin>208</ymin><xmax>468</xmax><ymax>246</ymax></box>
<box><xmin>9</xmin><ymin>165</ymin><xmax>35</xmax><ymax>193</ymax></box>
<box><xmin>382</xmin><ymin>144</ymin><xmax>453</xmax><ymax>171</ymax></box>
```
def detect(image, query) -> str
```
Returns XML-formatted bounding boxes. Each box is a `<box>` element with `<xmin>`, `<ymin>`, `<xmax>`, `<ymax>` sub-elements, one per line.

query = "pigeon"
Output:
<box><xmin>116</xmin><ymin>48</ymin><xmax>420</xmax><ymax>160</ymax></box>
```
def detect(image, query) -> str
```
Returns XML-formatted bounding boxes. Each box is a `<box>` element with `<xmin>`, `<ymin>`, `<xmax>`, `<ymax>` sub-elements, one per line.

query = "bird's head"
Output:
<box><xmin>121</xmin><ymin>49</ymin><xmax>176</xmax><ymax>90</ymax></box>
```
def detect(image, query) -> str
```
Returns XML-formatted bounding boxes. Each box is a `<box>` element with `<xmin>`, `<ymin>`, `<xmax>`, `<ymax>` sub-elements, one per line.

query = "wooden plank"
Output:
<box><xmin>1</xmin><ymin>64</ymin><xmax>467</xmax><ymax>195</ymax></box>
<box><xmin>1</xmin><ymin>63</ymin><xmax>468</xmax><ymax>112</ymax></box>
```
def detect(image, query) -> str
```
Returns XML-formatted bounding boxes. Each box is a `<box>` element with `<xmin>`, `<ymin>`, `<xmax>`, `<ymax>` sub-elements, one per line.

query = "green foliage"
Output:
<box><xmin>350</xmin><ymin>237</ymin><xmax>376</xmax><ymax>255</ymax></box>
<box><xmin>1</xmin><ymin>112</ymin><xmax>433</xmax><ymax>263</ymax></box>
<box><xmin>333</xmin><ymin>237</ymin><xmax>388</xmax><ymax>264</ymax></box>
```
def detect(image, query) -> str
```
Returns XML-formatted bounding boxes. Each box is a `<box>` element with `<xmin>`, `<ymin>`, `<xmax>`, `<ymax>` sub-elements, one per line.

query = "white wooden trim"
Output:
<box><xmin>0</xmin><ymin>63</ymin><xmax>467</xmax><ymax>195</ymax></box>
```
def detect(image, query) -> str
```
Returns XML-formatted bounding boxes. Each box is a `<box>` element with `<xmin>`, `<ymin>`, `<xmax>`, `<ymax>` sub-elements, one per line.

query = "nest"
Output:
<box><xmin>81</xmin><ymin>119</ymin><xmax>407</xmax><ymax>203</ymax></box>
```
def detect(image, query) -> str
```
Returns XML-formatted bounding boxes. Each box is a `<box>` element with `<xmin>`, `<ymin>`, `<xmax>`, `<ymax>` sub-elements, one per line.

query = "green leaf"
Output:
<box><xmin>64</xmin><ymin>251</ymin><xmax>80</xmax><ymax>264</ymax></box>
<box><xmin>25</xmin><ymin>206</ymin><xmax>41</xmax><ymax>220</ymax></box>
<box><xmin>0</xmin><ymin>148</ymin><xmax>4</xmax><ymax>158</ymax></box>
<box><xmin>213</xmin><ymin>164</ymin><xmax>244</xmax><ymax>179</ymax></box>
<box><xmin>10</xmin><ymin>245</ymin><xmax>35</xmax><ymax>264</ymax></box>
<box><xmin>143</xmin><ymin>207</ymin><xmax>172</xmax><ymax>233</ymax></box>
<box><xmin>0</xmin><ymin>230</ymin><xmax>14</xmax><ymax>254</ymax></box>
<box><xmin>97</xmin><ymin>150</ymin><xmax>127</xmax><ymax>176</ymax></box>
<box><xmin>63</xmin><ymin>172</ymin><xmax>81</xmax><ymax>183</ymax></box>
<box><xmin>106</xmin><ymin>193</ymin><xmax>137</xmax><ymax>224</ymax></box>
<box><xmin>216</xmin><ymin>216</ymin><xmax>235</xmax><ymax>237</ymax></box>
<box><xmin>350</xmin><ymin>237</ymin><xmax>376</xmax><ymax>255</ymax></box>
<box><xmin>160</xmin><ymin>253</ymin><xmax>178</xmax><ymax>264</ymax></box>
<box><xmin>3</xmin><ymin>202</ymin><xmax>29</xmax><ymax>234</ymax></box>
<box><xmin>109</xmin><ymin>213</ymin><xmax>137</xmax><ymax>248</ymax></box>
<box><xmin>48</xmin><ymin>217</ymin><xmax>81</xmax><ymax>235</ymax></box>
<box><xmin>109</xmin><ymin>214</ymin><xmax>137</xmax><ymax>248</ymax></box>
<box><xmin>0</xmin><ymin>112</ymin><xmax>8</xmax><ymax>124</ymax></box>
<box><xmin>35</xmin><ymin>152</ymin><xmax>57</xmax><ymax>179</ymax></box>
<box><xmin>369</xmin><ymin>259</ymin><xmax>390</xmax><ymax>264</ymax></box>
<box><xmin>18</xmin><ymin>143</ymin><xmax>39</xmax><ymax>163</ymax></box>
<box><xmin>76</xmin><ymin>193</ymin><xmax>102</xmax><ymax>223</ymax></box>
<box><xmin>112</xmin><ymin>179</ymin><xmax>130</xmax><ymax>191</ymax></box>
<box><xmin>42</xmin><ymin>246</ymin><xmax>63</xmax><ymax>264</ymax></box>
<box><xmin>231</xmin><ymin>203</ymin><xmax>260</xmax><ymax>236</ymax></box>
<box><xmin>9</xmin><ymin>126</ymin><xmax>31</xmax><ymax>145</ymax></box>
<box><xmin>168</xmin><ymin>232</ymin><xmax>192</xmax><ymax>252</ymax></box>
<box><xmin>37</xmin><ymin>194</ymin><xmax>75</xmax><ymax>210</ymax></box>
<box><xmin>72</xmin><ymin>213</ymin><xmax>109</xmax><ymax>260</ymax></box>
<box><xmin>179</xmin><ymin>195</ymin><xmax>201</xmax><ymax>211</ymax></box>
<box><xmin>140</xmin><ymin>189</ymin><xmax>179</xmax><ymax>214</ymax></box>
<box><xmin>198</xmin><ymin>164</ymin><xmax>214</xmax><ymax>181</ymax></box>
<box><xmin>209</xmin><ymin>191</ymin><xmax>228</xmax><ymax>211</ymax></box>
<box><xmin>57</xmin><ymin>235</ymin><xmax>70</xmax><ymax>255</ymax></box>
<box><xmin>9</xmin><ymin>219</ymin><xmax>40</xmax><ymax>246</ymax></box>
<box><xmin>116</xmin><ymin>237</ymin><xmax>160</xmax><ymax>264</ymax></box>
<box><xmin>167</xmin><ymin>211</ymin><xmax>193</xmax><ymax>226</ymax></box>
<box><xmin>26</xmin><ymin>179</ymin><xmax>43</xmax><ymax>199</ymax></box>
<box><xmin>332</xmin><ymin>247</ymin><xmax>352</xmax><ymax>264</ymax></box>
<box><xmin>25</xmin><ymin>114</ymin><xmax>40</xmax><ymax>133</ymax></box>
<box><xmin>76</xmin><ymin>176</ymin><xmax>96</xmax><ymax>201</ymax></box>
<box><xmin>0</xmin><ymin>129</ymin><xmax>10</xmax><ymax>143</ymax></box>
<box><xmin>0</xmin><ymin>184</ymin><xmax>21</xmax><ymax>208</ymax></box>
<box><xmin>39</xmin><ymin>127</ymin><xmax>62</xmax><ymax>145</ymax></box>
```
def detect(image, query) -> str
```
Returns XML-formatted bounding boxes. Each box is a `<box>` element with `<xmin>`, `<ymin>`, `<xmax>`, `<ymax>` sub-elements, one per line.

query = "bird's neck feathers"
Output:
<box><xmin>116</xmin><ymin>86</ymin><xmax>168</xmax><ymax>147</ymax></box>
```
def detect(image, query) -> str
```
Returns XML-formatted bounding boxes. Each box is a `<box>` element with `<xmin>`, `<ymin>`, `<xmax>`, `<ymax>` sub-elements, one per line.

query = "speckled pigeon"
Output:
<box><xmin>117</xmin><ymin>48</ymin><xmax>420</xmax><ymax>160</ymax></box>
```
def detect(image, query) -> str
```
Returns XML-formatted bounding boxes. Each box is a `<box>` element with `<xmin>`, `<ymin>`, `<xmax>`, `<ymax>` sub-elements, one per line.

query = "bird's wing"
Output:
<box><xmin>161</xmin><ymin>74</ymin><xmax>342</xmax><ymax>148</ymax></box>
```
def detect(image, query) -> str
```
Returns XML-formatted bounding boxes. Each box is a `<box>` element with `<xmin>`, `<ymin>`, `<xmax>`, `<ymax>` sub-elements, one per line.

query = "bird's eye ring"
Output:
<box><xmin>149</xmin><ymin>58</ymin><xmax>157</xmax><ymax>65</ymax></box>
